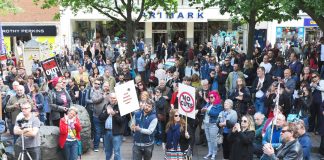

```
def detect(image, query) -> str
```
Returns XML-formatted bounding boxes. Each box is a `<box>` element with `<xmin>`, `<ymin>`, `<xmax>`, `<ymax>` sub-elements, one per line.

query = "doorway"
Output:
<box><xmin>153</xmin><ymin>32</ymin><xmax>167</xmax><ymax>53</ymax></box>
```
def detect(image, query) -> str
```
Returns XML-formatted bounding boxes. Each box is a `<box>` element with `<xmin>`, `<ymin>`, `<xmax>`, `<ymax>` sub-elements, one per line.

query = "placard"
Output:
<box><xmin>178</xmin><ymin>83</ymin><xmax>196</xmax><ymax>119</ymax></box>
<box><xmin>114</xmin><ymin>80</ymin><xmax>140</xmax><ymax>116</ymax></box>
<box><xmin>41</xmin><ymin>57</ymin><xmax>63</xmax><ymax>81</ymax></box>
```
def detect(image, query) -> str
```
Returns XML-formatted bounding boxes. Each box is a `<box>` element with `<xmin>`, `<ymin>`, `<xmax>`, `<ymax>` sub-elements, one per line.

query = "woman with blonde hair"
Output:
<box><xmin>162</xmin><ymin>109</ymin><xmax>190</xmax><ymax>159</ymax></box>
<box><xmin>228</xmin><ymin>114</ymin><xmax>255</xmax><ymax>160</ymax></box>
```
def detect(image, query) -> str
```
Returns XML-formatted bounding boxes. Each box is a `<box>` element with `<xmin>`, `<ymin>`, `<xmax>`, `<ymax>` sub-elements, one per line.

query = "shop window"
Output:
<box><xmin>171</xmin><ymin>22</ymin><xmax>186</xmax><ymax>30</ymax></box>
<box><xmin>153</xmin><ymin>22</ymin><xmax>167</xmax><ymax>30</ymax></box>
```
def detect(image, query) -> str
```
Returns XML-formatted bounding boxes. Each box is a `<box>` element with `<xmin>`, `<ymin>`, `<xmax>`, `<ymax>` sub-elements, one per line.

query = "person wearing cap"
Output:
<box><xmin>49</xmin><ymin>77</ymin><xmax>72</xmax><ymax>127</ymax></box>
<box><xmin>131</xmin><ymin>99</ymin><xmax>158</xmax><ymax>160</ymax></box>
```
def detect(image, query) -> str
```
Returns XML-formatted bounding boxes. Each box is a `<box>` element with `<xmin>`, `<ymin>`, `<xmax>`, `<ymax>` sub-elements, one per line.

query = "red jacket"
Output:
<box><xmin>59</xmin><ymin>117</ymin><xmax>82</xmax><ymax>148</ymax></box>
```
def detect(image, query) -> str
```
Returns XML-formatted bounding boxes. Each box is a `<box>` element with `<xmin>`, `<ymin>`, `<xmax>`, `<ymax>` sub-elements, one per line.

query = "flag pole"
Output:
<box><xmin>270</xmin><ymin>82</ymin><xmax>280</xmax><ymax>144</ymax></box>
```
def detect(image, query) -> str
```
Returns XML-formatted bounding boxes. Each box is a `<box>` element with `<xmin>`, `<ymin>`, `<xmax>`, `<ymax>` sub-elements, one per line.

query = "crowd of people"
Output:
<box><xmin>1</xmin><ymin>36</ymin><xmax>324</xmax><ymax>160</ymax></box>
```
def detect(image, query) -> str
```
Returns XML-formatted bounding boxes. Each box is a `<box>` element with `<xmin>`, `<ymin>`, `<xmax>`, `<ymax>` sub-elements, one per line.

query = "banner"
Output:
<box><xmin>41</xmin><ymin>57</ymin><xmax>63</xmax><ymax>81</ymax></box>
<box><xmin>178</xmin><ymin>83</ymin><xmax>196</xmax><ymax>119</ymax></box>
<box><xmin>114</xmin><ymin>80</ymin><xmax>140</xmax><ymax>116</ymax></box>
<box><xmin>0</xmin><ymin>23</ymin><xmax>6</xmax><ymax>55</ymax></box>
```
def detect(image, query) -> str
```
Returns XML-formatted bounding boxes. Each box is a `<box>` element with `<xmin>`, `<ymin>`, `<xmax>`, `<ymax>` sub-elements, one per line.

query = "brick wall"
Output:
<box><xmin>0</xmin><ymin>0</ymin><xmax>59</xmax><ymax>22</ymax></box>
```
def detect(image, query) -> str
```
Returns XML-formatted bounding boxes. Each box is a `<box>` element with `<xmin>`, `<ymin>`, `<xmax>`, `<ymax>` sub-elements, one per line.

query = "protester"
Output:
<box><xmin>228</xmin><ymin>115</ymin><xmax>255</xmax><ymax>160</ymax></box>
<box><xmin>261</xmin><ymin>122</ymin><xmax>303</xmax><ymax>160</ymax></box>
<box><xmin>14</xmin><ymin>102</ymin><xmax>41</xmax><ymax>160</ymax></box>
<box><xmin>59</xmin><ymin>107</ymin><xmax>82</xmax><ymax>160</ymax></box>
<box><xmin>217</xmin><ymin>99</ymin><xmax>237</xmax><ymax>160</ymax></box>
<box><xmin>131</xmin><ymin>99</ymin><xmax>157</xmax><ymax>160</ymax></box>
<box><xmin>295</xmin><ymin>120</ymin><xmax>311</xmax><ymax>160</ymax></box>
<box><xmin>201</xmin><ymin>91</ymin><xmax>223</xmax><ymax>159</ymax></box>
<box><xmin>99</xmin><ymin>93</ymin><xmax>125</xmax><ymax>160</ymax></box>
<box><xmin>162</xmin><ymin>109</ymin><xmax>191</xmax><ymax>159</ymax></box>
<box><xmin>253</xmin><ymin>112</ymin><xmax>267</xmax><ymax>157</ymax></box>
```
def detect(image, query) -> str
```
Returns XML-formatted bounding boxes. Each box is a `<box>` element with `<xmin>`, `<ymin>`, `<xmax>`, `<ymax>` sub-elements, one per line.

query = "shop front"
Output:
<box><xmin>304</xmin><ymin>18</ymin><xmax>323</xmax><ymax>42</ymax></box>
<box><xmin>2</xmin><ymin>25</ymin><xmax>58</xmax><ymax>55</ymax></box>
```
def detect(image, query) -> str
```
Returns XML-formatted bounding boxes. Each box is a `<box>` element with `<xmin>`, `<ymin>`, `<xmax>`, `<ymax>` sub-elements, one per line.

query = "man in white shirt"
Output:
<box><xmin>260</xmin><ymin>55</ymin><xmax>272</xmax><ymax>74</ymax></box>
<box><xmin>137</xmin><ymin>52</ymin><xmax>146</xmax><ymax>82</ymax></box>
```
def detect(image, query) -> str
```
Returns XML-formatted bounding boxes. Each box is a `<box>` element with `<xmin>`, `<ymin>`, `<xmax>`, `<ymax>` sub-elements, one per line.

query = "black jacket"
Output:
<box><xmin>261</xmin><ymin>139</ymin><xmax>303</xmax><ymax>160</ymax></box>
<box><xmin>251</xmin><ymin>75</ymin><xmax>273</xmax><ymax>94</ymax></box>
<box><xmin>99</xmin><ymin>103</ymin><xmax>125</xmax><ymax>136</ymax></box>
<box><xmin>228</xmin><ymin>130</ymin><xmax>255</xmax><ymax>160</ymax></box>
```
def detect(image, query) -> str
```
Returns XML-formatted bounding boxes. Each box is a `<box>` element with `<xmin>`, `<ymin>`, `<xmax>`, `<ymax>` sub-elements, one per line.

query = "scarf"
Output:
<box><xmin>166</xmin><ymin>124</ymin><xmax>181</xmax><ymax>150</ymax></box>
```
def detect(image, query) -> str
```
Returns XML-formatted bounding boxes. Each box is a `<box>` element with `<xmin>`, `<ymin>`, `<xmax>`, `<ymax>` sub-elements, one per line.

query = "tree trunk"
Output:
<box><xmin>247</xmin><ymin>19</ymin><xmax>257</xmax><ymax>59</ymax></box>
<box><xmin>126</xmin><ymin>20</ymin><xmax>136</xmax><ymax>57</ymax></box>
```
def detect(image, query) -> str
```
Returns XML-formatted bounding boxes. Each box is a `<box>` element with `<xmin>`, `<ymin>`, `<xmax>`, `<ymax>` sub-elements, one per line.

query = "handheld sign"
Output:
<box><xmin>178</xmin><ymin>83</ymin><xmax>196</xmax><ymax>119</ymax></box>
<box><xmin>41</xmin><ymin>57</ymin><xmax>63</xmax><ymax>81</ymax></box>
<box><xmin>114</xmin><ymin>80</ymin><xmax>140</xmax><ymax>116</ymax></box>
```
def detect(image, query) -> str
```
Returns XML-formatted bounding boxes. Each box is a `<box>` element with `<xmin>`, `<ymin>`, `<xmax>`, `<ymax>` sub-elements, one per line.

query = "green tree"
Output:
<box><xmin>0</xmin><ymin>0</ymin><xmax>22</xmax><ymax>15</ymax></box>
<box><xmin>280</xmin><ymin>0</ymin><xmax>324</xmax><ymax>32</ymax></box>
<box><xmin>191</xmin><ymin>0</ymin><xmax>297</xmax><ymax>58</ymax></box>
<box><xmin>34</xmin><ymin>0</ymin><xmax>177</xmax><ymax>56</ymax></box>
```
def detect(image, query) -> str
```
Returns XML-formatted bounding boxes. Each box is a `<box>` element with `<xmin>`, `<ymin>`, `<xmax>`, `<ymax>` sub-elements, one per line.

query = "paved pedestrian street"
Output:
<box><xmin>83</xmin><ymin>132</ymin><xmax>322</xmax><ymax>160</ymax></box>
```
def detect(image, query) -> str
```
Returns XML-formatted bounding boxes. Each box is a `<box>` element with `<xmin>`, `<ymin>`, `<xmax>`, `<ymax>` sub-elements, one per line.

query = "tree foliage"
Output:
<box><xmin>0</xmin><ymin>0</ymin><xmax>22</xmax><ymax>15</ymax></box>
<box><xmin>34</xmin><ymin>0</ymin><xmax>178</xmax><ymax>55</ymax></box>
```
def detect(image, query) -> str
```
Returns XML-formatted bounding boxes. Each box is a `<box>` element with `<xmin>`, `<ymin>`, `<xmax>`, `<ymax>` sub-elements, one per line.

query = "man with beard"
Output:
<box><xmin>131</xmin><ymin>100</ymin><xmax>158</xmax><ymax>160</ymax></box>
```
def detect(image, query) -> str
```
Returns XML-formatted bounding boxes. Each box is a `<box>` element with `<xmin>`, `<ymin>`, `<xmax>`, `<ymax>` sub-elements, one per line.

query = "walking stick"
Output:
<box><xmin>270</xmin><ymin>82</ymin><xmax>280</xmax><ymax>144</ymax></box>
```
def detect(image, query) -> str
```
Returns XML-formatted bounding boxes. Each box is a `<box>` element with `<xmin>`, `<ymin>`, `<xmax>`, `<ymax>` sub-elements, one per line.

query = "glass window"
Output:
<box><xmin>153</xmin><ymin>22</ymin><xmax>167</xmax><ymax>30</ymax></box>
<box><xmin>194</xmin><ymin>22</ymin><xmax>207</xmax><ymax>30</ymax></box>
<box><xmin>171</xmin><ymin>22</ymin><xmax>186</xmax><ymax>30</ymax></box>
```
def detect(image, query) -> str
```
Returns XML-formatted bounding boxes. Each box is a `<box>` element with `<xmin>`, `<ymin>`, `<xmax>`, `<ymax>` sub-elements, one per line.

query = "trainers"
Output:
<box><xmin>100</xmin><ymin>138</ymin><xmax>103</xmax><ymax>143</ymax></box>
<box><xmin>211</xmin><ymin>155</ymin><xmax>216</xmax><ymax>160</ymax></box>
<box><xmin>94</xmin><ymin>149</ymin><xmax>99</xmax><ymax>152</ymax></box>
<box><xmin>203</xmin><ymin>154</ymin><xmax>212</xmax><ymax>159</ymax></box>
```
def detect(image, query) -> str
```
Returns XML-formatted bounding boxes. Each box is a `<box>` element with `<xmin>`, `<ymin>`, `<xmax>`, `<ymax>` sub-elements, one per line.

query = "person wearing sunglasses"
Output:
<box><xmin>228</xmin><ymin>115</ymin><xmax>255</xmax><ymax>160</ymax></box>
<box><xmin>262</xmin><ymin>122</ymin><xmax>303</xmax><ymax>160</ymax></box>
<box><xmin>201</xmin><ymin>91</ymin><xmax>223</xmax><ymax>159</ymax></box>
<box><xmin>162</xmin><ymin>109</ymin><xmax>190</xmax><ymax>159</ymax></box>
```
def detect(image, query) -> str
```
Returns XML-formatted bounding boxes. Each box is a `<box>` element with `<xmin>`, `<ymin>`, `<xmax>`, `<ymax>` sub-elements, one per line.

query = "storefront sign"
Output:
<box><xmin>142</xmin><ymin>9</ymin><xmax>207</xmax><ymax>22</ymax></box>
<box><xmin>2</xmin><ymin>25</ymin><xmax>57</xmax><ymax>36</ymax></box>
<box><xmin>41</xmin><ymin>57</ymin><xmax>63</xmax><ymax>80</ymax></box>
<box><xmin>304</xmin><ymin>18</ymin><xmax>318</xmax><ymax>27</ymax></box>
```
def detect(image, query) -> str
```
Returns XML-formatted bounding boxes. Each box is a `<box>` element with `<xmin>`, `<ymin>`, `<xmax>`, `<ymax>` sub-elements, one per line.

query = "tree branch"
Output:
<box><xmin>91</xmin><ymin>5</ymin><xmax>121</xmax><ymax>23</ymax></box>
<box><xmin>114</xmin><ymin>0</ymin><xmax>127</xmax><ymax>20</ymax></box>
<box><xmin>135</xmin><ymin>0</ymin><xmax>145</xmax><ymax>22</ymax></box>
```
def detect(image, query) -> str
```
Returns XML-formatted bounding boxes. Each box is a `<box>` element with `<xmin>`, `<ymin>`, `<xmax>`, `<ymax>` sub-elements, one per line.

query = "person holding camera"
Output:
<box><xmin>14</xmin><ymin>102</ymin><xmax>41</xmax><ymax>160</ymax></box>
<box><xmin>228</xmin><ymin>115</ymin><xmax>255</xmax><ymax>160</ymax></box>
<box><xmin>59</xmin><ymin>107</ymin><xmax>82</xmax><ymax>160</ymax></box>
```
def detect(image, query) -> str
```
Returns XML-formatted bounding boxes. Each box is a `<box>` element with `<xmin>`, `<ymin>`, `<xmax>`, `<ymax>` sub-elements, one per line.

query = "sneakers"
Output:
<box><xmin>100</xmin><ymin>138</ymin><xmax>103</xmax><ymax>143</ymax></box>
<box><xmin>203</xmin><ymin>154</ymin><xmax>212</xmax><ymax>159</ymax></box>
<box><xmin>94</xmin><ymin>149</ymin><xmax>99</xmax><ymax>152</ymax></box>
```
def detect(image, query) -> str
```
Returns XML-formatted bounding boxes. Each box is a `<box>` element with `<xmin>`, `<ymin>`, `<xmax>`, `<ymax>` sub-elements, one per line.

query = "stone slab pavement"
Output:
<box><xmin>82</xmin><ymin>132</ymin><xmax>323</xmax><ymax>160</ymax></box>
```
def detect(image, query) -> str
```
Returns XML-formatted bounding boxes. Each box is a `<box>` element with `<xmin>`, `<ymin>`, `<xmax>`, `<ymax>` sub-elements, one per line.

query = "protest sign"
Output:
<box><xmin>178</xmin><ymin>83</ymin><xmax>196</xmax><ymax>119</ymax></box>
<box><xmin>115</xmin><ymin>80</ymin><xmax>140</xmax><ymax>116</ymax></box>
<box><xmin>41</xmin><ymin>57</ymin><xmax>63</xmax><ymax>81</ymax></box>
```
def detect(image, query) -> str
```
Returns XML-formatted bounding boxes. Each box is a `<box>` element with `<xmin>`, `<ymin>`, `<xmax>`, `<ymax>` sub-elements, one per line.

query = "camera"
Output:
<box><xmin>17</xmin><ymin>118</ymin><xmax>29</xmax><ymax>129</ymax></box>
<box><xmin>297</xmin><ymin>90</ymin><xmax>304</xmax><ymax>96</ymax></box>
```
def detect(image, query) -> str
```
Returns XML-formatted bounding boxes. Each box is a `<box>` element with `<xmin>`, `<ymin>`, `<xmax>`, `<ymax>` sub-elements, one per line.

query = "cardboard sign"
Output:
<box><xmin>178</xmin><ymin>83</ymin><xmax>196</xmax><ymax>119</ymax></box>
<box><xmin>41</xmin><ymin>57</ymin><xmax>63</xmax><ymax>81</ymax></box>
<box><xmin>114</xmin><ymin>80</ymin><xmax>140</xmax><ymax>116</ymax></box>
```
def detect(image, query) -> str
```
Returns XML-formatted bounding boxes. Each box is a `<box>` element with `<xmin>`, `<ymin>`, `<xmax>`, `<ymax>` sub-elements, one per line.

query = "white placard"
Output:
<box><xmin>178</xmin><ymin>83</ymin><xmax>196</xmax><ymax>119</ymax></box>
<box><xmin>114</xmin><ymin>80</ymin><xmax>140</xmax><ymax>116</ymax></box>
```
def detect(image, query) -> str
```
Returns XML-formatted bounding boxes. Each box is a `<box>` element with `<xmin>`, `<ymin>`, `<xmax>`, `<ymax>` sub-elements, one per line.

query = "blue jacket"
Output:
<box><xmin>298</xmin><ymin>133</ymin><xmax>311</xmax><ymax>160</ymax></box>
<box><xmin>204</xmin><ymin>103</ymin><xmax>223</xmax><ymax>124</ymax></box>
<box><xmin>30</xmin><ymin>93</ymin><xmax>44</xmax><ymax>113</ymax></box>
<box><xmin>133</xmin><ymin>110</ymin><xmax>157</xmax><ymax>144</ymax></box>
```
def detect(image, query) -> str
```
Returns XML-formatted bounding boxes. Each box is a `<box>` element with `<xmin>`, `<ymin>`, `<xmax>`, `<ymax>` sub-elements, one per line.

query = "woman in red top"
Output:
<box><xmin>59</xmin><ymin>107</ymin><xmax>82</xmax><ymax>160</ymax></box>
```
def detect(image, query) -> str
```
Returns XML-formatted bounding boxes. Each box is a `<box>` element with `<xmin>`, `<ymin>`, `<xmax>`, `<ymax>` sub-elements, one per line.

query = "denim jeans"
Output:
<box><xmin>63</xmin><ymin>140</ymin><xmax>78</xmax><ymax>160</ymax></box>
<box><xmin>155</xmin><ymin>121</ymin><xmax>165</xmax><ymax>142</ymax></box>
<box><xmin>204</xmin><ymin>123</ymin><xmax>218</xmax><ymax>156</ymax></box>
<box><xmin>93</xmin><ymin>116</ymin><xmax>104</xmax><ymax>149</ymax></box>
<box><xmin>132</xmin><ymin>144</ymin><xmax>154</xmax><ymax>160</ymax></box>
<box><xmin>104</xmin><ymin>130</ymin><xmax>122</xmax><ymax>160</ymax></box>
<box><xmin>255</xmin><ymin>97</ymin><xmax>266</xmax><ymax>115</ymax></box>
